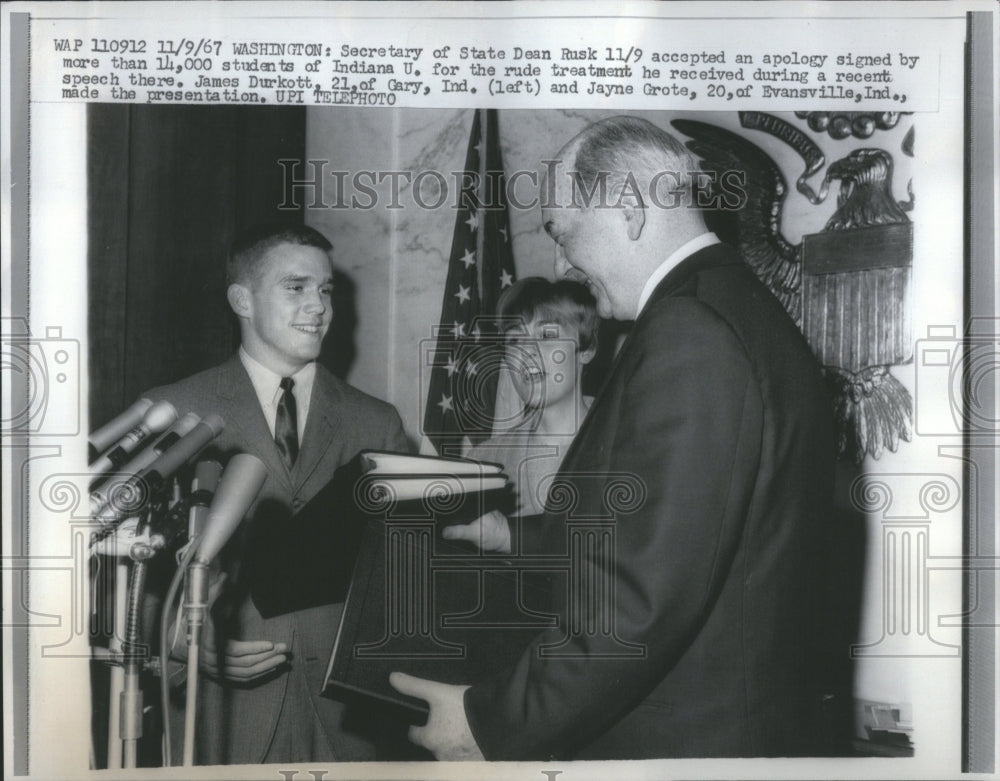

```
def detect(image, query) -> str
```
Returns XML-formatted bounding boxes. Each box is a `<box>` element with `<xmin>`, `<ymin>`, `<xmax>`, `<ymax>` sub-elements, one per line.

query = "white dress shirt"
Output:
<box><xmin>636</xmin><ymin>232</ymin><xmax>721</xmax><ymax>317</ymax></box>
<box><xmin>239</xmin><ymin>347</ymin><xmax>315</xmax><ymax>443</ymax></box>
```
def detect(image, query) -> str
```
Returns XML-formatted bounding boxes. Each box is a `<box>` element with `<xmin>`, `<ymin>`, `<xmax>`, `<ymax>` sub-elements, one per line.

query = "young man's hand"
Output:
<box><xmin>166</xmin><ymin>574</ymin><xmax>288</xmax><ymax>683</ymax></box>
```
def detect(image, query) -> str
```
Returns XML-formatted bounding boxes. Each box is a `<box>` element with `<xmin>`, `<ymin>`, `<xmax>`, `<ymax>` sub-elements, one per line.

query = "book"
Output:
<box><xmin>246</xmin><ymin>451</ymin><xmax>509</xmax><ymax>620</ymax></box>
<box><xmin>359</xmin><ymin>450</ymin><xmax>505</xmax><ymax>477</ymax></box>
<box><xmin>322</xmin><ymin>454</ymin><xmax>553</xmax><ymax>723</ymax></box>
<box><xmin>350</xmin><ymin>450</ymin><xmax>510</xmax><ymax>520</ymax></box>
<box><xmin>356</xmin><ymin>472</ymin><xmax>508</xmax><ymax>506</ymax></box>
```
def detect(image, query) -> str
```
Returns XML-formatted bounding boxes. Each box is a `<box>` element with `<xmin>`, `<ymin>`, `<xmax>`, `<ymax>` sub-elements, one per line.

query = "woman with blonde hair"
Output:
<box><xmin>465</xmin><ymin>277</ymin><xmax>599</xmax><ymax>517</ymax></box>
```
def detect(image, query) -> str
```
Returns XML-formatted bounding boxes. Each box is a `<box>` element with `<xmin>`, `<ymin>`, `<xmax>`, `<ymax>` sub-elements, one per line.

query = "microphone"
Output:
<box><xmin>89</xmin><ymin>401</ymin><xmax>179</xmax><ymax>483</ymax></box>
<box><xmin>178</xmin><ymin>453</ymin><xmax>265</xmax><ymax>766</ymax></box>
<box><xmin>195</xmin><ymin>454</ymin><xmax>267</xmax><ymax>563</ymax></box>
<box><xmin>187</xmin><ymin>460</ymin><xmax>223</xmax><ymax>540</ymax></box>
<box><xmin>93</xmin><ymin>414</ymin><xmax>225</xmax><ymax>530</ymax></box>
<box><xmin>139</xmin><ymin>413</ymin><xmax>203</xmax><ymax>466</ymax></box>
<box><xmin>90</xmin><ymin>413</ymin><xmax>201</xmax><ymax>519</ymax></box>
<box><xmin>89</xmin><ymin>398</ymin><xmax>153</xmax><ymax>460</ymax></box>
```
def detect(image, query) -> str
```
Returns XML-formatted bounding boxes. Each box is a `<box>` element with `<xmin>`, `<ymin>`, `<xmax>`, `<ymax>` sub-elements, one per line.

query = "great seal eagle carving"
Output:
<box><xmin>673</xmin><ymin>118</ymin><xmax>913</xmax><ymax>462</ymax></box>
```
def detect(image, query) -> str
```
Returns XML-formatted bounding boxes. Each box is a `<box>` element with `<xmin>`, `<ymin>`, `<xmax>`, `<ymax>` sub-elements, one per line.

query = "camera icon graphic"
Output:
<box><xmin>914</xmin><ymin>320</ymin><xmax>999</xmax><ymax>437</ymax></box>
<box><xmin>420</xmin><ymin>318</ymin><xmax>582</xmax><ymax>439</ymax></box>
<box><xmin>1</xmin><ymin>319</ymin><xmax>81</xmax><ymax>437</ymax></box>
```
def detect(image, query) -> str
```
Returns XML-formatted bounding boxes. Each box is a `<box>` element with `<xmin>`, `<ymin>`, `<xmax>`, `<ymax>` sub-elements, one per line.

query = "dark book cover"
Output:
<box><xmin>245</xmin><ymin>451</ymin><xmax>506</xmax><ymax>620</ymax></box>
<box><xmin>322</xmin><ymin>486</ymin><xmax>555</xmax><ymax>722</ymax></box>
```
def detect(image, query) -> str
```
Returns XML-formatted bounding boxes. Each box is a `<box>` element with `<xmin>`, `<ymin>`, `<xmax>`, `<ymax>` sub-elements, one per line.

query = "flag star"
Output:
<box><xmin>474</xmin><ymin>137</ymin><xmax>485</xmax><ymax>157</ymax></box>
<box><xmin>453</xmin><ymin>321</ymin><xmax>466</xmax><ymax>338</ymax></box>
<box><xmin>500</xmin><ymin>269</ymin><xmax>514</xmax><ymax>288</ymax></box>
<box><xmin>471</xmin><ymin>324</ymin><xmax>482</xmax><ymax>341</ymax></box>
<box><xmin>437</xmin><ymin>394</ymin><xmax>454</xmax><ymax>414</ymax></box>
<box><xmin>445</xmin><ymin>357</ymin><xmax>459</xmax><ymax>377</ymax></box>
<box><xmin>466</xmin><ymin>359</ymin><xmax>478</xmax><ymax>376</ymax></box>
<box><xmin>460</xmin><ymin>249</ymin><xmax>476</xmax><ymax>268</ymax></box>
<box><xmin>500</xmin><ymin>226</ymin><xmax>508</xmax><ymax>242</ymax></box>
<box><xmin>454</xmin><ymin>284</ymin><xmax>471</xmax><ymax>304</ymax></box>
<box><xmin>465</xmin><ymin>212</ymin><xmax>478</xmax><ymax>232</ymax></box>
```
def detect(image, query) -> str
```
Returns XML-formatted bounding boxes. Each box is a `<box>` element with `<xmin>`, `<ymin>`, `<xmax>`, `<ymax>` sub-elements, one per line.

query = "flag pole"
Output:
<box><xmin>475</xmin><ymin>108</ymin><xmax>487</xmax><ymax>300</ymax></box>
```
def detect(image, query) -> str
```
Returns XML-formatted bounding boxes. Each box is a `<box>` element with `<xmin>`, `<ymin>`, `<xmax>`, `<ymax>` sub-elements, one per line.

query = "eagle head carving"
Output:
<box><xmin>824</xmin><ymin>148</ymin><xmax>910</xmax><ymax>231</ymax></box>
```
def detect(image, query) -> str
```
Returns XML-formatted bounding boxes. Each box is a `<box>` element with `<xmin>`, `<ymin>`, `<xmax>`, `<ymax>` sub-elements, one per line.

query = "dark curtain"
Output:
<box><xmin>87</xmin><ymin>104</ymin><xmax>307</xmax><ymax>430</ymax></box>
<box><xmin>86</xmin><ymin>104</ymin><xmax>305</xmax><ymax>767</ymax></box>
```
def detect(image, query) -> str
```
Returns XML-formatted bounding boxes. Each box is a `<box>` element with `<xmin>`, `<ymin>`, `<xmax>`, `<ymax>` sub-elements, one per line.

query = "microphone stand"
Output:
<box><xmin>169</xmin><ymin>453</ymin><xmax>266</xmax><ymax>767</ymax></box>
<box><xmin>101</xmin><ymin>491</ymin><xmax>174</xmax><ymax>770</ymax></box>
<box><xmin>90</xmin><ymin>410</ymin><xmax>224</xmax><ymax>769</ymax></box>
<box><xmin>181</xmin><ymin>560</ymin><xmax>210</xmax><ymax>766</ymax></box>
<box><xmin>106</xmin><ymin>556</ymin><xmax>129</xmax><ymax>769</ymax></box>
<box><xmin>119</xmin><ymin>506</ymin><xmax>161</xmax><ymax>770</ymax></box>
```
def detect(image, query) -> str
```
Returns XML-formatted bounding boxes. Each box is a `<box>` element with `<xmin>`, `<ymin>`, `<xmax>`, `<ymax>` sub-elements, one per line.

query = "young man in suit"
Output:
<box><xmin>392</xmin><ymin>116</ymin><xmax>837</xmax><ymax>759</ymax></box>
<box><xmin>149</xmin><ymin>224</ymin><xmax>409</xmax><ymax>764</ymax></box>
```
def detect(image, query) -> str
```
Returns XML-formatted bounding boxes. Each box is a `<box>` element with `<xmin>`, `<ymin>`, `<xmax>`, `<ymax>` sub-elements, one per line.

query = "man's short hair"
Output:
<box><xmin>498</xmin><ymin>277</ymin><xmax>600</xmax><ymax>353</ymax></box>
<box><xmin>571</xmin><ymin>115</ymin><xmax>698</xmax><ymax>206</ymax></box>
<box><xmin>227</xmin><ymin>224</ymin><xmax>333</xmax><ymax>287</ymax></box>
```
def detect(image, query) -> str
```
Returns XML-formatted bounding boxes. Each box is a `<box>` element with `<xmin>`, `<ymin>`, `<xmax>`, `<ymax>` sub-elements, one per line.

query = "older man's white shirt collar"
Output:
<box><xmin>636</xmin><ymin>232</ymin><xmax>721</xmax><ymax>317</ymax></box>
<box><xmin>239</xmin><ymin>347</ymin><xmax>316</xmax><ymax>442</ymax></box>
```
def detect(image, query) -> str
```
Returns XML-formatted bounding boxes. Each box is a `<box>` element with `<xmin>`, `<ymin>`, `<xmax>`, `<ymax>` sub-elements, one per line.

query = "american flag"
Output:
<box><xmin>421</xmin><ymin>109</ymin><xmax>517</xmax><ymax>456</ymax></box>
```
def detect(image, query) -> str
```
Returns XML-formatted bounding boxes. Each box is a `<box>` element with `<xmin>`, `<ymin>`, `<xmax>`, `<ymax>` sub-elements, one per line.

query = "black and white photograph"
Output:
<box><xmin>1</xmin><ymin>2</ymin><xmax>996</xmax><ymax>779</ymax></box>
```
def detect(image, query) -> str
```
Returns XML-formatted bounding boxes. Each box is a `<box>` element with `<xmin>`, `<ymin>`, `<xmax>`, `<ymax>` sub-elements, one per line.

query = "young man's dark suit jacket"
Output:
<box><xmin>464</xmin><ymin>242</ymin><xmax>837</xmax><ymax>759</ymax></box>
<box><xmin>146</xmin><ymin>354</ymin><xmax>409</xmax><ymax>765</ymax></box>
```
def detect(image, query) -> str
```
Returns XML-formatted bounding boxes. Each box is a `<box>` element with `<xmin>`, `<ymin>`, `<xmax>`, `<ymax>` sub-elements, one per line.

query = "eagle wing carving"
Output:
<box><xmin>671</xmin><ymin>119</ymin><xmax>801</xmax><ymax>321</ymax></box>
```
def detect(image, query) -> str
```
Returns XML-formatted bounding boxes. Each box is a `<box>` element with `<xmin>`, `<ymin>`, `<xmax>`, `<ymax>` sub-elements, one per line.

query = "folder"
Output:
<box><xmin>321</xmin><ymin>453</ymin><xmax>554</xmax><ymax>722</ymax></box>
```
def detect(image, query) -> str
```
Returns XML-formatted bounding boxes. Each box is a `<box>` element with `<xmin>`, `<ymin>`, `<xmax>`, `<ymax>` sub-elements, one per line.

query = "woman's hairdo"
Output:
<box><xmin>497</xmin><ymin>277</ymin><xmax>600</xmax><ymax>353</ymax></box>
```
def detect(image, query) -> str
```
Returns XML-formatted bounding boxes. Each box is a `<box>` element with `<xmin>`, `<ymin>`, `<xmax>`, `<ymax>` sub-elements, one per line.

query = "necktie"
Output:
<box><xmin>275</xmin><ymin>376</ymin><xmax>299</xmax><ymax>469</ymax></box>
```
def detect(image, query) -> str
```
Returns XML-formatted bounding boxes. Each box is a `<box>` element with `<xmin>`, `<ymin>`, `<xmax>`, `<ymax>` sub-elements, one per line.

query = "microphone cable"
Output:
<box><xmin>158</xmin><ymin>539</ymin><xmax>200</xmax><ymax>767</ymax></box>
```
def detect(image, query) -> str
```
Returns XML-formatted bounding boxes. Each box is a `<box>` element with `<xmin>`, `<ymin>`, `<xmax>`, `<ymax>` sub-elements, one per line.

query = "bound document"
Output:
<box><xmin>357</xmin><ymin>450</ymin><xmax>506</xmax><ymax>476</ymax></box>
<box><xmin>246</xmin><ymin>451</ymin><xmax>505</xmax><ymax>620</ymax></box>
<box><xmin>352</xmin><ymin>450</ymin><xmax>507</xmax><ymax>504</ymax></box>
<box><xmin>321</xmin><ymin>451</ymin><xmax>554</xmax><ymax>722</ymax></box>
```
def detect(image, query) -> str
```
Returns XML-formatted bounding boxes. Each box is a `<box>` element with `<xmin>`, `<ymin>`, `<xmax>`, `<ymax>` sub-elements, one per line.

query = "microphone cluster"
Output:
<box><xmin>90</xmin><ymin>401</ymin><xmax>268</xmax><ymax>770</ymax></box>
<box><xmin>89</xmin><ymin>411</ymin><xmax>224</xmax><ymax>533</ymax></box>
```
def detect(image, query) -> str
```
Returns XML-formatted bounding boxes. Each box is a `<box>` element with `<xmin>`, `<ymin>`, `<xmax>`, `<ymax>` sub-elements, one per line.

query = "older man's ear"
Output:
<box><xmin>621</xmin><ymin>196</ymin><xmax>646</xmax><ymax>241</ymax></box>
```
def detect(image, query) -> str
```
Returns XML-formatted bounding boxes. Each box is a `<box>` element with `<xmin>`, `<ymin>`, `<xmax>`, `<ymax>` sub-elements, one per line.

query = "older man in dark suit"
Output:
<box><xmin>392</xmin><ymin>116</ymin><xmax>836</xmax><ymax>759</ymax></box>
<box><xmin>149</xmin><ymin>224</ymin><xmax>409</xmax><ymax>764</ymax></box>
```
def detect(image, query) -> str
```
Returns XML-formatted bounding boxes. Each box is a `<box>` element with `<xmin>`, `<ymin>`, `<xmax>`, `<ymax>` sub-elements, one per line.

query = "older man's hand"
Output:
<box><xmin>441</xmin><ymin>508</ymin><xmax>511</xmax><ymax>553</ymax></box>
<box><xmin>388</xmin><ymin>672</ymin><xmax>484</xmax><ymax>761</ymax></box>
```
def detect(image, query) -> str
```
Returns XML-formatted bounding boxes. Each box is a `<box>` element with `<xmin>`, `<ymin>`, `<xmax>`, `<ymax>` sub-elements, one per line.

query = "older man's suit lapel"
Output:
<box><xmin>554</xmin><ymin>243</ymin><xmax>742</xmax><ymax>495</ymax></box>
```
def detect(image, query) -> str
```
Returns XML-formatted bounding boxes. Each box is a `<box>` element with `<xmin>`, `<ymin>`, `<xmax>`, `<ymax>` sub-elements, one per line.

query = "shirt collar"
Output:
<box><xmin>239</xmin><ymin>346</ymin><xmax>316</xmax><ymax>404</ymax></box>
<box><xmin>636</xmin><ymin>232</ymin><xmax>721</xmax><ymax>316</ymax></box>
